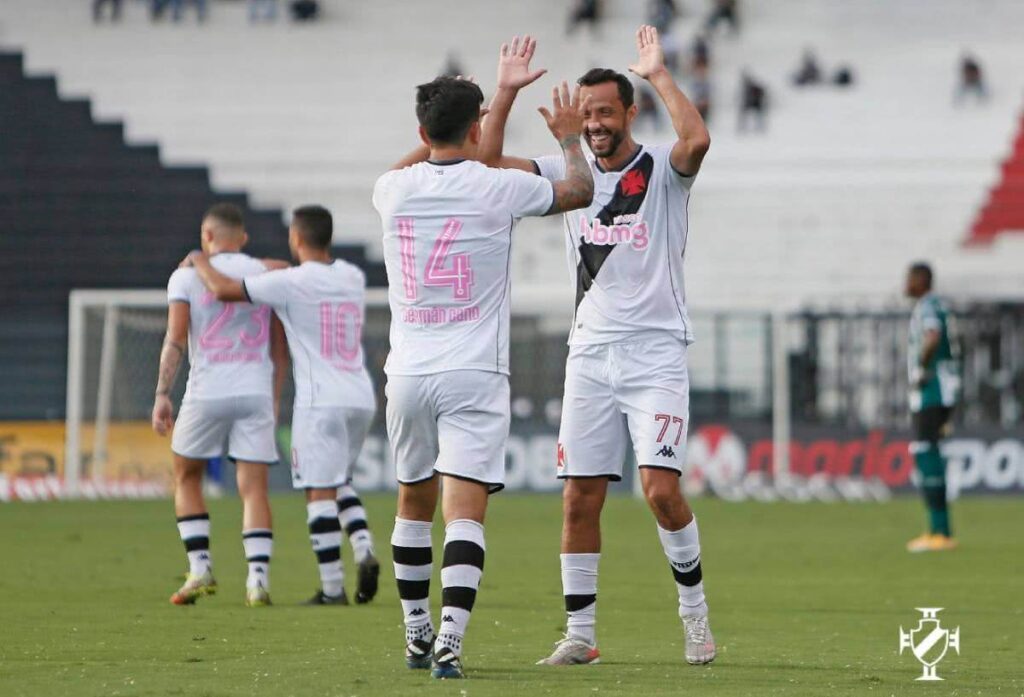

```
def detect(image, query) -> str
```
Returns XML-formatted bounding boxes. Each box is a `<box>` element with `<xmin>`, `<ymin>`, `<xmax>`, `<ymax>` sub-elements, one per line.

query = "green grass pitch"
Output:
<box><xmin>1</xmin><ymin>494</ymin><xmax>1021</xmax><ymax>696</ymax></box>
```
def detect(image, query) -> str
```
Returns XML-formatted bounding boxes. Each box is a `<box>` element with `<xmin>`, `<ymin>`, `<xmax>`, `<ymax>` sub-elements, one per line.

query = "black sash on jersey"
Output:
<box><xmin>575</xmin><ymin>152</ymin><xmax>654</xmax><ymax>308</ymax></box>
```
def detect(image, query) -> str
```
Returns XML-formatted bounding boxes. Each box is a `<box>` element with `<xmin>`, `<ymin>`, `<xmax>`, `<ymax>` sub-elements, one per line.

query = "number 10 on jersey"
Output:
<box><xmin>397</xmin><ymin>217</ymin><xmax>474</xmax><ymax>302</ymax></box>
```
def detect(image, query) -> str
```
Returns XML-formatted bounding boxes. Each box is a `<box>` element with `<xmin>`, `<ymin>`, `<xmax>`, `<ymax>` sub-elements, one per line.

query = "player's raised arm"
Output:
<box><xmin>185</xmin><ymin>251</ymin><xmax>247</xmax><ymax>302</ymax></box>
<box><xmin>538</xmin><ymin>82</ymin><xmax>594</xmax><ymax>214</ymax></box>
<box><xmin>479</xmin><ymin>35</ymin><xmax>548</xmax><ymax>172</ymax></box>
<box><xmin>152</xmin><ymin>302</ymin><xmax>188</xmax><ymax>436</ymax></box>
<box><xmin>628</xmin><ymin>25</ymin><xmax>710</xmax><ymax>177</ymax></box>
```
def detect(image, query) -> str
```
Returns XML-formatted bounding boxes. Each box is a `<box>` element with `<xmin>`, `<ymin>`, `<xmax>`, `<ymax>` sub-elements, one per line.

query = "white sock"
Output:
<box><xmin>308</xmin><ymin>500</ymin><xmax>344</xmax><ymax>598</ymax></box>
<box><xmin>177</xmin><ymin>513</ymin><xmax>212</xmax><ymax>576</ymax></box>
<box><xmin>561</xmin><ymin>553</ymin><xmax>599</xmax><ymax>645</ymax></box>
<box><xmin>338</xmin><ymin>485</ymin><xmax>374</xmax><ymax>563</ymax></box>
<box><xmin>392</xmin><ymin>518</ymin><xmax>434</xmax><ymax>643</ymax></box>
<box><xmin>658</xmin><ymin>518</ymin><xmax>707</xmax><ymax>619</ymax></box>
<box><xmin>436</xmin><ymin>519</ymin><xmax>486</xmax><ymax>657</ymax></box>
<box><xmin>242</xmin><ymin>529</ymin><xmax>272</xmax><ymax>591</ymax></box>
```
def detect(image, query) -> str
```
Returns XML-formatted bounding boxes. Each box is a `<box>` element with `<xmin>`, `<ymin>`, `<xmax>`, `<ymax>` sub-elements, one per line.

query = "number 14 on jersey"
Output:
<box><xmin>397</xmin><ymin>217</ymin><xmax>474</xmax><ymax>302</ymax></box>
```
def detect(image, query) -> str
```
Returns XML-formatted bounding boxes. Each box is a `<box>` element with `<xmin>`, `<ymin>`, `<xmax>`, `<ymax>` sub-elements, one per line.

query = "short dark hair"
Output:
<box><xmin>577</xmin><ymin>68</ymin><xmax>634</xmax><ymax>109</ymax></box>
<box><xmin>292</xmin><ymin>205</ymin><xmax>333</xmax><ymax>249</ymax></box>
<box><xmin>415</xmin><ymin>77</ymin><xmax>484</xmax><ymax>145</ymax></box>
<box><xmin>909</xmin><ymin>261</ymin><xmax>933</xmax><ymax>289</ymax></box>
<box><xmin>204</xmin><ymin>202</ymin><xmax>244</xmax><ymax>229</ymax></box>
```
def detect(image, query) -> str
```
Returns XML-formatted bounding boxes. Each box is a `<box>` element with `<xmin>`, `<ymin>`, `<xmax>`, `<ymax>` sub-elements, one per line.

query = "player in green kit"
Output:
<box><xmin>904</xmin><ymin>262</ymin><xmax>961</xmax><ymax>552</ymax></box>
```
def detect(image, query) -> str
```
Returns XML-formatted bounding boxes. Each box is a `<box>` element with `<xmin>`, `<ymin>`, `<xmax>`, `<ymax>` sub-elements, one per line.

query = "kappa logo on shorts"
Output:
<box><xmin>656</xmin><ymin>445</ymin><xmax>676</xmax><ymax>458</ymax></box>
<box><xmin>557</xmin><ymin>442</ymin><xmax>567</xmax><ymax>470</ymax></box>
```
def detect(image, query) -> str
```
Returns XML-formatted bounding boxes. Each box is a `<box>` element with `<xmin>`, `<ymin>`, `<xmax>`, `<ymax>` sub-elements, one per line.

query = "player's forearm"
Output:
<box><xmin>549</xmin><ymin>136</ymin><xmax>594</xmax><ymax>214</ymax></box>
<box><xmin>479</xmin><ymin>87</ymin><xmax>518</xmax><ymax>165</ymax></box>
<box><xmin>192</xmin><ymin>255</ymin><xmax>244</xmax><ymax>301</ymax></box>
<box><xmin>647</xmin><ymin>69</ymin><xmax>710</xmax><ymax>159</ymax></box>
<box><xmin>155</xmin><ymin>337</ymin><xmax>184</xmax><ymax>395</ymax></box>
<box><xmin>390</xmin><ymin>144</ymin><xmax>430</xmax><ymax>170</ymax></box>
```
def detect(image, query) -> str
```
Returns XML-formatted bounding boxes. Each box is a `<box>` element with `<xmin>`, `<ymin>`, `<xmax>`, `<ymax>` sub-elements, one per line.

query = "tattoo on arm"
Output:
<box><xmin>156</xmin><ymin>337</ymin><xmax>184</xmax><ymax>395</ymax></box>
<box><xmin>547</xmin><ymin>138</ymin><xmax>594</xmax><ymax>215</ymax></box>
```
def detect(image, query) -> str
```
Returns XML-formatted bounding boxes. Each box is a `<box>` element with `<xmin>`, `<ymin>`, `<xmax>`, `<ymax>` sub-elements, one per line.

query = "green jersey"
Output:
<box><xmin>908</xmin><ymin>294</ymin><xmax>960</xmax><ymax>412</ymax></box>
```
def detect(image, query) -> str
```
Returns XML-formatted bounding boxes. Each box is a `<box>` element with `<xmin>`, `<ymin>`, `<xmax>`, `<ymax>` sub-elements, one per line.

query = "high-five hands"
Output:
<box><xmin>497</xmin><ymin>35</ymin><xmax>548</xmax><ymax>90</ymax></box>
<box><xmin>538</xmin><ymin>82</ymin><xmax>591</xmax><ymax>143</ymax></box>
<box><xmin>628</xmin><ymin>24</ymin><xmax>669</xmax><ymax>80</ymax></box>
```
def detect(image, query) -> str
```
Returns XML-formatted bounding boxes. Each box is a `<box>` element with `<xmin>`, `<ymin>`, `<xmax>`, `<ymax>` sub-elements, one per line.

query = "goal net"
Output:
<box><xmin>63</xmin><ymin>287</ymin><xmax>578</xmax><ymax>498</ymax></box>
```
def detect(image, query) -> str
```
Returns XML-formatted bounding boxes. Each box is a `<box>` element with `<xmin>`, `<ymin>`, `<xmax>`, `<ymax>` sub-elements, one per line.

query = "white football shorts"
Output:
<box><xmin>172</xmin><ymin>395</ymin><xmax>278</xmax><ymax>464</ymax></box>
<box><xmin>289</xmin><ymin>406</ymin><xmax>374</xmax><ymax>489</ymax></box>
<box><xmin>385</xmin><ymin>370</ymin><xmax>510</xmax><ymax>493</ymax></box>
<box><xmin>558</xmin><ymin>332</ymin><xmax>690</xmax><ymax>480</ymax></box>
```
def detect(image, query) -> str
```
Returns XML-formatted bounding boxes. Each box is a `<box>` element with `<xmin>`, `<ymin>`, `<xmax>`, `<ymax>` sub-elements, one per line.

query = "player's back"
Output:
<box><xmin>246</xmin><ymin>260</ymin><xmax>375</xmax><ymax>409</ymax></box>
<box><xmin>167</xmin><ymin>252</ymin><xmax>273</xmax><ymax>401</ymax></box>
<box><xmin>374</xmin><ymin>159</ymin><xmax>553</xmax><ymax>376</ymax></box>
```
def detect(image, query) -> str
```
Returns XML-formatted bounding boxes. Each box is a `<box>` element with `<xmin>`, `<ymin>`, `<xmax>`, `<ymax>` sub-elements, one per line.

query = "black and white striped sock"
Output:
<box><xmin>176</xmin><ymin>513</ymin><xmax>212</xmax><ymax>577</ymax></box>
<box><xmin>337</xmin><ymin>484</ymin><xmax>374</xmax><ymax>563</ymax></box>
<box><xmin>241</xmin><ymin>528</ymin><xmax>272</xmax><ymax>591</ymax></box>
<box><xmin>308</xmin><ymin>500</ymin><xmax>344</xmax><ymax>598</ymax></box>
<box><xmin>561</xmin><ymin>552</ymin><xmax>599</xmax><ymax>645</ymax></box>
<box><xmin>436</xmin><ymin>519</ymin><xmax>485</xmax><ymax>657</ymax></box>
<box><xmin>392</xmin><ymin>518</ymin><xmax>434</xmax><ymax>643</ymax></box>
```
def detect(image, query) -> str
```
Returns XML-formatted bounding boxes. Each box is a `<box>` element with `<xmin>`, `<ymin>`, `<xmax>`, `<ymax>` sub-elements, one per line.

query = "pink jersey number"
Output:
<box><xmin>199</xmin><ymin>292</ymin><xmax>270</xmax><ymax>351</ymax></box>
<box><xmin>320</xmin><ymin>301</ymin><xmax>362</xmax><ymax>368</ymax></box>
<box><xmin>395</xmin><ymin>217</ymin><xmax>473</xmax><ymax>302</ymax></box>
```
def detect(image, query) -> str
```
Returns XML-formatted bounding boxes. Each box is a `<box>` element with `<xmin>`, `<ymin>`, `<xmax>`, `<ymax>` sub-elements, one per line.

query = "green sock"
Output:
<box><xmin>914</xmin><ymin>445</ymin><xmax>951</xmax><ymax>537</ymax></box>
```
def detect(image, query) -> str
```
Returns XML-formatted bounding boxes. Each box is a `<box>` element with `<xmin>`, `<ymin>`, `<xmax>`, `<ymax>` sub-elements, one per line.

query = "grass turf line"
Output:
<box><xmin>0</xmin><ymin>494</ymin><xmax>1021</xmax><ymax>696</ymax></box>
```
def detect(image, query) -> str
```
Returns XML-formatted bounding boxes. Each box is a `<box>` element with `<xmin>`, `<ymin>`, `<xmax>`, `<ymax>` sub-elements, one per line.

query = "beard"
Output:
<box><xmin>584</xmin><ymin>127</ymin><xmax>625</xmax><ymax>158</ymax></box>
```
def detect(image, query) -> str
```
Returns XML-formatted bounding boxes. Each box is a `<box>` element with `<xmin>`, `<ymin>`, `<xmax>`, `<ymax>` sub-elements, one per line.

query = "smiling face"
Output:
<box><xmin>579</xmin><ymin>81</ymin><xmax>637</xmax><ymax>159</ymax></box>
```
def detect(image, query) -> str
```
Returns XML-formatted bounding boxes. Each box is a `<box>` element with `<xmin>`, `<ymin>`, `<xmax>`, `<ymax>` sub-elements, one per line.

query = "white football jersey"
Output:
<box><xmin>373</xmin><ymin>159</ymin><xmax>554</xmax><ymax>376</ymax></box>
<box><xmin>166</xmin><ymin>252</ymin><xmax>273</xmax><ymax>402</ymax></box>
<box><xmin>242</xmin><ymin>260</ymin><xmax>376</xmax><ymax>410</ymax></box>
<box><xmin>535</xmin><ymin>143</ymin><xmax>696</xmax><ymax>346</ymax></box>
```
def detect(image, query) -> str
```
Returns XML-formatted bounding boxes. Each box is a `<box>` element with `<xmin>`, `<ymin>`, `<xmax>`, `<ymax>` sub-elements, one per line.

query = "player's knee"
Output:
<box><xmin>563</xmin><ymin>486</ymin><xmax>603</xmax><ymax>529</ymax></box>
<box><xmin>643</xmin><ymin>483</ymin><xmax>687</xmax><ymax>528</ymax></box>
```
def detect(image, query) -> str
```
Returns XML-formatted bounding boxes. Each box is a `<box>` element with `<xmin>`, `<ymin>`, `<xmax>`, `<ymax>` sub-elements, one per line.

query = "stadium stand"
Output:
<box><xmin>968</xmin><ymin>116</ymin><xmax>1024</xmax><ymax>244</ymax></box>
<box><xmin>0</xmin><ymin>49</ymin><xmax>285</xmax><ymax>419</ymax></box>
<box><xmin>1</xmin><ymin>0</ymin><xmax>1022</xmax><ymax>314</ymax></box>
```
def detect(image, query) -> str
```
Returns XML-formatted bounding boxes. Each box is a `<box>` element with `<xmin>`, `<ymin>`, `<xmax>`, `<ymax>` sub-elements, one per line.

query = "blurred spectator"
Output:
<box><xmin>692</xmin><ymin>33</ymin><xmax>710</xmax><ymax>70</ymax></box>
<box><xmin>660</xmin><ymin>30</ymin><xmax>682</xmax><ymax>75</ymax></box>
<box><xmin>635</xmin><ymin>84</ymin><xmax>662</xmax><ymax>131</ymax></box>
<box><xmin>737</xmin><ymin>71</ymin><xmax>767</xmax><ymax>132</ymax></box>
<box><xmin>647</xmin><ymin>0</ymin><xmax>679</xmax><ymax>35</ymax></box>
<box><xmin>92</xmin><ymin>0</ymin><xmax>123</xmax><ymax>22</ymax></box>
<box><xmin>705</xmin><ymin>0</ymin><xmax>738</xmax><ymax>35</ymax></box>
<box><xmin>793</xmin><ymin>49</ymin><xmax>822</xmax><ymax>87</ymax></box>
<box><xmin>289</xmin><ymin>0</ymin><xmax>320</xmax><ymax>22</ymax></box>
<box><xmin>832</xmin><ymin>65</ymin><xmax>855</xmax><ymax>87</ymax></box>
<box><xmin>566</xmin><ymin>0</ymin><xmax>601</xmax><ymax>36</ymax></box>
<box><xmin>441</xmin><ymin>52</ymin><xmax>467</xmax><ymax>79</ymax></box>
<box><xmin>249</xmin><ymin>0</ymin><xmax>277</xmax><ymax>22</ymax></box>
<box><xmin>152</xmin><ymin>0</ymin><xmax>207</xmax><ymax>22</ymax></box>
<box><xmin>691</xmin><ymin>65</ymin><xmax>712</xmax><ymax>123</ymax></box>
<box><xmin>955</xmin><ymin>53</ymin><xmax>988</xmax><ymax>104</ymax></box>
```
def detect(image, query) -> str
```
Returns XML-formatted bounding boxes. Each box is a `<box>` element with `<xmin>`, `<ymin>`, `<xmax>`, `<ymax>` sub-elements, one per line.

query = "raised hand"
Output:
<box><xmin>627</xmin><ymin>24</ymin><xmax>667</xmax><ymax>80</ymax></box>
<box><xmin>497</xmin><ymin>35</ymin><xmax>547</xmax><ymax>90</ymax></box>
<box><xmin>538</xmin><ymin>82</ymin><xmax>591</xmax><ymax>144</ymax></box>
